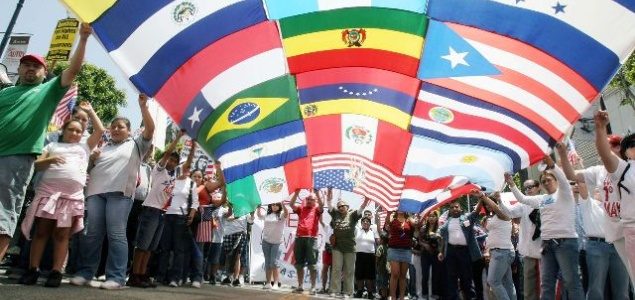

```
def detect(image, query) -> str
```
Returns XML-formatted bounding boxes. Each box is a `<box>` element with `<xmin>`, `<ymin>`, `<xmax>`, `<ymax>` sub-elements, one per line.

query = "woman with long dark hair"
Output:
<box><xmin>256</xmin><ymin>202</ymin><xmax>288</xmax><ymax>289</ymax></box>
<box><xmin>419</xmin><ymin>210</ymin><xmax>443</xmax><ymax>299</ymax></box>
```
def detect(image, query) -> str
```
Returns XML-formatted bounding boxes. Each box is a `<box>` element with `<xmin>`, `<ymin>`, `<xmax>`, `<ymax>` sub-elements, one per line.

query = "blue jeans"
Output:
<box><xmin>157</xmin><ymin>214</ymin><xmax>192</xmax><ymax>283</ymax></box>
<box><xmin>75</xmin><ymin>192</ymin><xmax>133</xmax><ymax>285</ymax></box>
<box><xmin>262</xmin><ymin>240</ymin><xmax>281</xmax><ymax>269</ymax></box>
<box><xmin>487</xmin><ymin>249</ymin><xmax>517</xmax><ymax>300</ymax></box>
<box><xmin>585</xmin><ymin>240</ymin><xmax>630</xmax><ymax>300</ymax></box>
<box><xmin>540</xmin><ymin>238</ymin><xmax>584</xmax><ymax>300</ymax></box>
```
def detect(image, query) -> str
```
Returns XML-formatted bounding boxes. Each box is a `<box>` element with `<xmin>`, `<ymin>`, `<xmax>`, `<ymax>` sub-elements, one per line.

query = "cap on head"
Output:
<box><xmin>20</xmin><ymin>54</ymin><xmax>47</xmax><ymax>69</ymax></box>
<box><xmin>336</xmin><ymin>200</ymin><xmax>348</xmax><ymax>208</ymax></box>
<box><xmin>608</xmin><ymin>134</ymin><xmax>622</xmax><ymax>147</ymax></box>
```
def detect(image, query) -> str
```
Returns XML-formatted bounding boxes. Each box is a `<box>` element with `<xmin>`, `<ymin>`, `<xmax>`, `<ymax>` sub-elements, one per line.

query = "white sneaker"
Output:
<box><xmin>169</xmin><ymin>280</ymin><xmax>179</xmax><ymax>287</ymax></box>
<box><xmin>192</xmin><ymin>281</ymin><xmax>201</xmax><ymax>288</ymax></box>
<box><xmin>271</xmin><ymin>283</ymin><xmax>279</xmax><ymax>290</ymax></box>
<box><xmin>69</xmin><ymin>276</ymin><xmax>90</xmax><ymax>286</ymax></box>
<box><xmin>263</xmin><ymin>283</ymin><xmax>272</xmax><ymax>289</ymax></box>
<box><xmin>100</xmin><ymin>280</ymin><xmax>124</xmax><ymax>290</ymax></box>
<box><xmin>309</xmin><ymin>288</ymin><xmax>317</xmax><ymax>295</ymax></box>
<box><xmin>329</xmin><ymin>293</ymin><xmax>337</xmax><ymax>298</ymax></box>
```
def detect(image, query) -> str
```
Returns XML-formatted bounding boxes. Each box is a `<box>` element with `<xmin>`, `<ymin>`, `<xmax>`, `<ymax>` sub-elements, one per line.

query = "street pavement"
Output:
<box><xmin>0</xmin><ymin>269</ymin><xmax>331</xmax><ymax>300</ymax></box>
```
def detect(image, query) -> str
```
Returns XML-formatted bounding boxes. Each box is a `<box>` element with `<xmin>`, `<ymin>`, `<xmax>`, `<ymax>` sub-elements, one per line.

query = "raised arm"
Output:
<box><xmin>138</xmin><ymin>94</ymin><xmax>155</xmax><ymax>141</ymax></box>
<box><xmin>498</xmin><ymin>192</ymin><xmax>524</xmax><ymax>219</ymax></box>
<box><xmin>473</xmin><ymin>190</ymin><xmax>510</xmax><ymax>221</ymax></box>
<box><xmin>159</xmin><ymin>130</ymin><xmax>184</xmax><ymax>167</ymax></box>
<box><xmin>594</xmin><ymin>111</ymin><xmax>620</xmax><ymax>173</ymax></box>
<box><xmin>81</xmin><ymin>102</ymin><xmax>105</xmax><ymax>150</ymax></box>
<box><xmin>281</xmin><ymin>202</ymin><xmax>289</xmax><ymax>219</ymax></box>
<box><xmin>358</xmin><ymin>196</ymin><xmax>370</xmax><ymax>214</ymax></box>
<box><xmin>555</xmin><ymin>142</ymin><xmax>576</xmax><ymax>182</ymax></box>
<box><xmin>315</xmin><ymin>188</ymin><xmax>324</xmax><ymax>213</ymax></box>
<box><xmin>290</xmin><ymin>189</ymin><xmax>300</xmax><ymax>209</ymax></box>
<box><xmin>505</xmin><ymin>173</ymin><xmax>542</xmax><ymax>208</ymax></box>
<box><xmin>182</xmin><ymin>140</ymin><xmax>196</xmax><ymax>175</ymax></box>
<box><xmin>61</xmin><ymin>23</ymin><xmax>90</xmax><ymax>87</ymax></box>
<box><xmin>326</xmin><ymin>187</ymin><xmax>333</xmax><ymax>210</ymax></box>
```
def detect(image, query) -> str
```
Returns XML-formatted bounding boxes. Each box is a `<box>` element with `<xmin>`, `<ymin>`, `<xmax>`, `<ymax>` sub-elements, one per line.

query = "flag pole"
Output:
<box><xmin>0</xmin><ymin>0</ymin><xmax>26</xmax><ymax>57</ymax></box>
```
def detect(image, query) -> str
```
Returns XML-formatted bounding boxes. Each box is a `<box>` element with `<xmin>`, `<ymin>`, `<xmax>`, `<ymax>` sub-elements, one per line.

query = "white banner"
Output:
<box><xmin>1</xmin><ymin>35</ymin><xmax>31</xmax><ymax>83</ymax></box>
<box><xmin>248</xmin><ymin>191</ymin><xmax>374</xmax><ymax>285</ymax></box>
<box><xmin>181</xmin><ymin>138</ymin><xmax>214</xmax><ymax>171</ymax></box>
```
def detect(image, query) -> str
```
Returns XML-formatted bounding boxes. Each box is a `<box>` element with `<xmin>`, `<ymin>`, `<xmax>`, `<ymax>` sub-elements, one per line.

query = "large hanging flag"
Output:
<box><xmin>227</xmin><ymin>157</ymin><xmax>312</xmax><ymax>217</ymax></box>
<box><xmin>398</xmin><ymin>175</ymin><xmax>479</xmax><ymax>214</ymax></box>
<box><xmin>404</xmin><ymin>135</ymin><xmax>512</xmax><ymax>191</ymax></box>
<box><xmin>264</xmin><ymin>0</ymin><xmax>427</xmax><ymax>19</ymax></box>
<box><xmin>279</xmin><ymin>7</ymin><xmax>427</xmax><ymax>76</ymax></box>
<box><xmin>215</xmin><ymin>120</ymin><xmax>308</xmax><ymax>184</ymax></box>
<box><xmin>421</xmin><ymin>0</ymin><xmax>635</xmax><ymax>141</ymax></box>
<box><xmin>304</xmin><ymin>114</ymin><xmax>411</xmax><ymax>175</ymax></box>
<box><xmin>197</xmin><ymin>75</ymin><xmax>301</xmax><ymax>153</ymax></box>
<box><xmin>297</xmin><ymin>67</ymin><xmax>420</xmax><ymax>130</ymax></box>
<box><xmin>312</xmin><ymin>153</ymin><xmax>404</xmax><ymax>211</ymax></box>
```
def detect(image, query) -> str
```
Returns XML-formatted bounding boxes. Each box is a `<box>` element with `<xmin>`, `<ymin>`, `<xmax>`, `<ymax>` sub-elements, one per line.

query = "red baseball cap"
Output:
<box><xmin>19</xmin><ymin>54</ymin><xmax>47</xmax><ymax>69</ymax></box>
<box><xmin>607</xmin><ymin>134</ymin><xmax>622</xmax><ymax>147</ymax></box>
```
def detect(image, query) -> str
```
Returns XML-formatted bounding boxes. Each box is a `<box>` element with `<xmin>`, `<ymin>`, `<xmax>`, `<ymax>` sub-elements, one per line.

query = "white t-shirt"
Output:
<box><xmin>611</xmin><ymin>159</ymin><xmax>635</xmax><ymax>228</ymax></box>
<box><xmin>355</xmin><ymin>227</ymin><xmax>376</xmax><ymax>253</ymax></box>
<box><xmin>212</xmin><ymin>206</ymin><xmax>228</xmax><ymax>243</ymax></box>
<box><xmin>142</xmin><ymin>164</ymin><xmax>174</xmax><ymax>210</ymax></box>
<box><xmin>580</xmin><ymin>165</ymin><xmax>624</xmax><ymax>242</ymax></box>
<box><xmin>224</xmin><ymin>215</ymin><xmax>249</xmax><ymax>236</ymax></box>
<box><xmin>40</xmin><ymin>142</ymin><xmax>90</xmax><ymax>185</ymax></box>
<box><xmin>485</xmin><ymin>215</ymin><xmax>514</xmax><ymax>250</ymax></box>
<box><xmin>165</xmin><ymin>177</ymin><xmax>199</xmax><ymax>215</ymax></box>
<box><xmin>86</xmin><ymin>136</ymin><xmax>152</xmax><ymax>197</ymax></box>
<box><xmin>447</xmin><ymin>218</ymin><xmax>468</xmax><ymax>246</ymax></box>
<box><xmin>579</xmin><ymin>197</ymin><xmax>607</xmax><ymax>239</ymax></box>
<box><xmin>512</xmin><ymin>166</ymin><xmax>578</xmax><ymax>239</ymax></box>
<box><xmin>498</xmin><ymin>198</ymin><xmax>542</xmax><ymax>258</ymax></box>
<box><xmin>261</xmin><ymin>212</ymin><xmax>287</xmax><ymax>244</ymax></box>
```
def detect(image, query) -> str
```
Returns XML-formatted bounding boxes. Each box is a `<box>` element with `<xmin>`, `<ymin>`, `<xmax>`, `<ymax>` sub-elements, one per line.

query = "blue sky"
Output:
<box><xmin>1</xmin><ymin>0</ymin><xmax>142</xmax><ymax>128</ymax></box>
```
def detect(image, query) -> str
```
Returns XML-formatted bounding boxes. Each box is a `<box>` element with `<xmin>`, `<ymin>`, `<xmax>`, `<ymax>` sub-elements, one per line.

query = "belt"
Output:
<box><xmin>587</xmin><ymin>237</ymin><xmax>607</xmax><ymax>243</ymax></box>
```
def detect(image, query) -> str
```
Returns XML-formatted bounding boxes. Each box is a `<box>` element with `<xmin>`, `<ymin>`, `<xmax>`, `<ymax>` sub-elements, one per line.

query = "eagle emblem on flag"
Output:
<box><xmin>345</xmin><ymin>125</ymin><xmax>373</xmax><ymax>145</ymax></box>
<box><xmin>344</xmin><ymin>158</ymin><xmax>366</xmax><ymax>188</ymax></box>
<box><xmin>342</xmin><ymin>28</ymin><xmax>366</xmax><ymax>47</ymax></box>
<box><xmin>259</xmin><ymin>177</ymin><xmax>285</xmax><ymax>194</ymax></box>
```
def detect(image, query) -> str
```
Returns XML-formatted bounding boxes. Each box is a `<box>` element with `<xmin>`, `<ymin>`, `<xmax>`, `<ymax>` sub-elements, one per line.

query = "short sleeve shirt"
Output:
<box><xmin>0</xmin><ymin>77</ymin><xmax>69</xmax><ymax>156</ymax></box>
<box><xmin>40</xmin><ymin>142</ymin><xmax>90</xmax><ymax>185</ymax></box>
<box><xmin>293</xmin><ymin>205</ymin><xmax>322</xmax><ymax>238</ymax></box>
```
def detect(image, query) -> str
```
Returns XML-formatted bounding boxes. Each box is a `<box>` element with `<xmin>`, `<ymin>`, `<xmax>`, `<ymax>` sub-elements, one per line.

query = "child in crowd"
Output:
<box><xmin>19</xmin><ymin>102</ymin><xmax>104</xmax><ymax>287</ymax></box>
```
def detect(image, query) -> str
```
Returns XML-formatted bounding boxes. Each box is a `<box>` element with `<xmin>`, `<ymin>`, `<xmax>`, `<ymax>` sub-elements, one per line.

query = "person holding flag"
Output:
<box><xmin>0</xmin><ymin>23</ymin><xmax>92</xmax><ymax>264</ymax></box>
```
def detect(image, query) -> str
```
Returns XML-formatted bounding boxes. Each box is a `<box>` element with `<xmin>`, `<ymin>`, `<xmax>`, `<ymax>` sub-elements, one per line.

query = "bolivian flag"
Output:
<box><xmin>280</xmin><ymin>7</ymin><xmax>428</xmax><ymax>77</ymax></box>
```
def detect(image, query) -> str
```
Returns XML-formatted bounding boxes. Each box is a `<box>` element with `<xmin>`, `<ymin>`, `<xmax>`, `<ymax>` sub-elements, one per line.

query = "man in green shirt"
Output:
<box><xmin>0</xmin><ymin>23</ymin><xmax>92</xmax><ymax>262</ymax></box>
<box><xmin>327</xmin><ymin>188</ymin><xmax>370</xmax><ymax>298</ymax></box>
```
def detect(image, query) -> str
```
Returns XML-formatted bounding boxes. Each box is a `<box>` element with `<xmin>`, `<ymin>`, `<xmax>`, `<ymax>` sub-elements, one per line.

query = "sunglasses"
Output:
<box><xmin>541</xmin><ymin>179</ymin><xmax>554</xmax><ymax>185</ymax></box>
<box><xmin>523</xmin><ymin>185</ymin><xmax>538</xmax><ymax>190</ymax></box>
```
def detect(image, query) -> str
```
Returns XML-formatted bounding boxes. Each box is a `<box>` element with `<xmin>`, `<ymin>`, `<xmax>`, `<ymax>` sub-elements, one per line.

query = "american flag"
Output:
<box><xmin>196</xmin><ymin>205</ymin><xmax>215</xmax><ymax>243</ymax></box>
<box><xmin>51</xmin><ymin>84</ymin><xmax>78</xmax><ymax>128</ymax></box>
<box><xmin>312</xmin><ymin>153</ymin><xmax>405</xmax><ymax>211</ymax></box>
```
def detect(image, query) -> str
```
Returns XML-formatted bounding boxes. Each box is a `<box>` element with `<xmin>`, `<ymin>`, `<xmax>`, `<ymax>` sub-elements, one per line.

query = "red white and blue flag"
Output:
<box><xmin>398</xmin><ymin>175</ymin><xmax>479</xmax><ymax>215</ymax></box>
<box><xmin>52</xmin><ymin>84</ymin><xmax>78</xmax><ymax>128</ymax></box>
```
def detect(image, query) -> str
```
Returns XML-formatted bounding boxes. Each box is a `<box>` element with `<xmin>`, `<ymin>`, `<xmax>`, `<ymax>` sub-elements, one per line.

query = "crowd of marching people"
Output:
<box><xmin>2</xmin><ymin>24</ymin><xmax>635</xmax><ymax>300</ymax></box>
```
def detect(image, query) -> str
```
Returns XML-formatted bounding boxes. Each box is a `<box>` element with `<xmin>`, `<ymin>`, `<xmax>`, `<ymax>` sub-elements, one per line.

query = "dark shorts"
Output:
<box><xmin>135</xmin><ymin>206</ymin><xmax>164</xmax><ymax>251</ymax></box>
<box><xmin>355</xmin><ymin>252</ymin><xmax>376</xmax><ymax>280</ymax></box>
<box><xmin>208</xmin><ymin>242</ymin><xmax>222</xmax><ymax>265</ymax></box>
<box><xmin>294</xmin><ymin>237</ymin><xmax>318</xmax><ymax>270</ymax></box>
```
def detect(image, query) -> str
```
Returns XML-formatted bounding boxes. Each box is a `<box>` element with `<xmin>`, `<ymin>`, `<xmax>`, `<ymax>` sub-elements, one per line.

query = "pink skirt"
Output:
<box><xmin>21</xmin><ymin>179</ymin><xmax>85</xmax><ymax>240</ymax></box>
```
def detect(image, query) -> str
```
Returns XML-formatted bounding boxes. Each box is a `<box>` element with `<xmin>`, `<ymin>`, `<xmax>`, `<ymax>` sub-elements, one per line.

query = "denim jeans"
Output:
<box><xmin>186</xmin><ymin>238</ymin><xmax>203</xmax><ymax>283</ymax></box>
<box><xmin>487</xmin><ymin>249</ymin><xmax>517</xmax><ymax>300</ymax></box>
<box><xmin>262</xmin><ymin>240</ymin><xmax>281</xmax><ymax>269</ymax></box>
<box><xmin>157</xmin><ymin>214</ymin><xmax>192</xmax><ymax>283</ymax></box>
<box><xmin>585</xmin><ymin>240</ymin><xmax>630</xmax><ymax>300</ymax></box>
<box><xmin>75</xmin><ymin>192</ymin><xmax>133</xmax><ymax>285</ymax></box>
<box><xmin>540</xmin><ymin>238</ymin><xmax>584</xmax><ymax>300</ymax></box>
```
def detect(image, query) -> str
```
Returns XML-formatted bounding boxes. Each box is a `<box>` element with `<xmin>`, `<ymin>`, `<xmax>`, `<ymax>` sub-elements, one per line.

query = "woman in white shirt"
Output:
<box><xmin>474</xmin><ymin>190</ymin><xmax>516</xmax><ymax>300</ymax></box>
<box><xmin>354</xmin><ymin>216</ymin><xmax>378</xmax><ymax>299</ymax></box>
<box><xmin>256</xmin><ymin>202</ymin><xmax>288</xmax><ymax>290</ymax></box>
<box><xmin>504</xmin><ymin>143</ymin><xmax>584</xmax><ymax>300</ymax></box>
<box><xmin>594</xmin><ymin>110</ymin><xmax>635</xmax><ymax>287</ymax></box>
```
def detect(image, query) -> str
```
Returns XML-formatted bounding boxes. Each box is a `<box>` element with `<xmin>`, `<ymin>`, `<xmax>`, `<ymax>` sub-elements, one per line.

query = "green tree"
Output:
<box><xmin>51</xmin><ymin>62</ymin><xmax>126</xmax><ymax>123</ymax></box>
<box><xmin>611</xmin><ymin>52</ymin><xmax>635</xmax><ymax>110</ymax></box>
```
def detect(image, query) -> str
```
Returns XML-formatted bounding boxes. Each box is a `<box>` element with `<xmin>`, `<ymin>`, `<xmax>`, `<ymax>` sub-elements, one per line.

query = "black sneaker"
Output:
<box><xmin>354</xmin><ymin>290</ymin><xmax>364</xmax><ymax>298</ymax></box>
<box><xmin>44</xmin><ymin>270</ymin><xmax>63</xmax><ymax>288</ymax></box>
<box><xmin>221</xmin><ymin>277</ymin><xmax>232</xmax><ymax>285</ymax></box>
<box><xmin>209</xmin><ymin>277</ymin><xmax>217</xmax><ymax>285</ymax></box>
<box><xmin>142</xmin><ymin>275</ymin><xmax>157</xmax><ymax>288</ymax></box>
<box><xmin>367</xmin><ymin>292</ymin><xmax>375</xmax><ymax>299</ymax></box>
<box><xmin>127</xmin><ymin>274</ymin><xmax>150</xmax><ymax>288</ymax></box>
<box><xmin>18</xmin><ymin>268</ymin><xmax>40</xmax><ymax>285</ymax></box>
<box><xmin>232</xmin><ymin>279</ymin><xmax>241</xmax><ymax>286</ymax></box>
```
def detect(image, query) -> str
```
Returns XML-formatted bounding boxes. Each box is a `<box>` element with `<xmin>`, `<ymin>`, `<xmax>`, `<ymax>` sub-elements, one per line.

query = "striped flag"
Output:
<box><xmin>312</xmin><ymin>153</ymin><xmax>405</xmax><ymax>211</ymax></box>
<box><xmin>420</xmin><ymin>0</ymin><xmax>635</xmax><ymax>142</ymax></box>
<box><xmin>398</xmin><ymin>175</ymin><xmax>479</xmax><ymax>214</ymax></box>
<box><xmin>264</xmin><ymin>0</ymin><xmax>427</xmax><ymax>19</ymax></box>
<box><xmin>279</xmin><ymin>7</ymin><xmax>427</xmax><ymax>76</ymax></box>
<box><xmin>51</xmin><ymin>84</ymin><xmax>78</xmax><ymax>128</ymax></box>
<box><xmin>196</xmin><ymin>205</ymin><xmax>215</xmax><ymax>242</ymax></box>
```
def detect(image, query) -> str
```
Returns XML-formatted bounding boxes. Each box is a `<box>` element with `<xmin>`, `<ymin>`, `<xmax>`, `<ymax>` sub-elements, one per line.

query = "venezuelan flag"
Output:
<box><xmin>279</xmin><ymin>7</ymin><xmax>427</xmax><ymax>77</ymax></box>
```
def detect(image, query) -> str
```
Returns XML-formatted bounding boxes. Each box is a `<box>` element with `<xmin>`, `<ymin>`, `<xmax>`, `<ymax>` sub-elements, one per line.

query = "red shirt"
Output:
<box><xmin>293</xmin><ymin>205</ymin><xmax>322</xmax><ymax>237</ymax></box>
<box><xmin>388</xmin><ymin>218</ymin><xmax>414</xmax><ymax>249</ymax></box>
<box><xmin>197</xmin><ymin>185</ymin><xmax>210</xmax><ymax>206</ymax></box>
